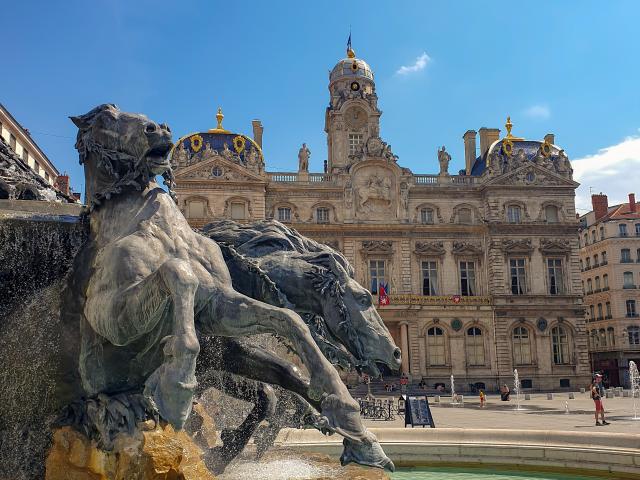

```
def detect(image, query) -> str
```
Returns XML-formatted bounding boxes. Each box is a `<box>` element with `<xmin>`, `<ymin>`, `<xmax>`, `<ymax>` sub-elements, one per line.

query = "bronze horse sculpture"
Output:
<box><xmin>56</xmin><ymin>104</ymin><xmax>396</xmax><ymax>472</ymax></box>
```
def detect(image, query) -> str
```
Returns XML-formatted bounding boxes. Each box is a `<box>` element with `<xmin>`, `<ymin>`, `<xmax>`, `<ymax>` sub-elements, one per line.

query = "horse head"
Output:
<box><xmin>70</xmin><ymin>104</ymin><xmax>174</xmax><ymax>209</ymax></box>
<box><xmin>304</xmin><ymin>251</ymin><xmax>402</xmax><ymax>377</ymax></box>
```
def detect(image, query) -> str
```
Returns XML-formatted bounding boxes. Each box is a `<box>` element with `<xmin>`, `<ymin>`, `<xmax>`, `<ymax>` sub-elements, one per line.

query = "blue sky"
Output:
<box><xmin>3</xmin><ymin>1</ymin><xmax>639</xmax><ymax>212</ymax></box>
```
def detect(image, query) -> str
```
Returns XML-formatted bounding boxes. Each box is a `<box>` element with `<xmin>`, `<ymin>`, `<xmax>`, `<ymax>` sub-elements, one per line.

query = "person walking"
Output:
<box><xmin>479</xmin><ymin>389</ymin><xmax>486</xmax><ymax>408</ymax></box>
<box><xmin>591</xmin><ymin>373</ymin><xmax>610</xmax><ymax>426</ymax></box>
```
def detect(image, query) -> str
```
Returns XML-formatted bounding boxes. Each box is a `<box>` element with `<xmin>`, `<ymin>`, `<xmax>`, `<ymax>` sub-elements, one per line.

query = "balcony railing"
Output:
<box><xmin>414</xmin><ymin>175</ymin><xmax>477</xmax><ymax>185</ymax></box>
<box><xmin>268</xmin><ymin>172</ymin><xmax>299</xmax><ymax>182</ymax></box>
<box><xmin>621</xmin><ymin>258</ymin><xmax>634</xmax><ymax>263</ymax></box>
<box><xmin>387</xmin><ymin>294</ymin><xmax>491</xmax><ymax>306</ymax></box>
<box><xmin>623</xmin><ymin>285</ymin><xmax>637</xmax><ymax>289</ymax></box>
<box><xmin>626</xmin><ymin>313</ymin><xmax>639</xmax><ymax>318</ymax></box>
<box><xmin>415</xmin><ymin>175</ymin><xmax>438</xmax><ymax>184</ymax></box>
<box><xmin>308</xmin><ymin>173</ymin><xmax>333</xmax><ymax>182</ymax></box>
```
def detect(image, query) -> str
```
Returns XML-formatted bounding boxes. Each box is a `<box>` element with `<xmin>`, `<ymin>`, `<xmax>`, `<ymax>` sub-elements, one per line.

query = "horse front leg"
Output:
<box><xmin>198</xmin><ymin>290</ymin><xmax>394</xmax><ymax>471</ymax></box>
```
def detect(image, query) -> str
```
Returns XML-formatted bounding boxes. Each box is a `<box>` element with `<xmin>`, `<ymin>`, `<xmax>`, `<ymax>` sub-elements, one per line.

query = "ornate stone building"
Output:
<box><xmin>579</xmin><ymin>193</ymin><xmax>640</xmax><ymax>387</ymax></box>
<box><xmin>171</xmin><ymin>46</ymin><xmax>590</xmax><ymax>391</ymax></box>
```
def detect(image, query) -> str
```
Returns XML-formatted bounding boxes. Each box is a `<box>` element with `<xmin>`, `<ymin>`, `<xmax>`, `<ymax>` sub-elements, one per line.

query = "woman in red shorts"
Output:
<box><xmin>591</xmin><ymin>374</ymin><xmax>610</xmax><ymax>426</ymax></box>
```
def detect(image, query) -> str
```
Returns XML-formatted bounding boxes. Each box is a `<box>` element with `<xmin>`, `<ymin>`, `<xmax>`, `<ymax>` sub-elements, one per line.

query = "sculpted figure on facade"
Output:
<box><xmin>344</xmin><ymin>180</ymin><xmax>354</xmax><ymax>209</ymax></box>
<box><xmin>400</xmin><ymin>182</ymin><xmax>409</xmax><ymax>212</ymax></box>
<box><xmin>438</xmin><ymin>146</ymin><xmax>451</xmax><ymax>175</ymax></box>
<box><xmin>298</xmin><ymin>143</ymin><xmax>310</xmax><ymax>172</ymax></box>
<box><xmin>357</xmin><ymin>173</ymin><xmax>392</xmax><ymax>214</ymax></box>
<box><xmin>556</xmin><ymin>150</ymin><xmax>573</xmax><ymax>177</ymax></box>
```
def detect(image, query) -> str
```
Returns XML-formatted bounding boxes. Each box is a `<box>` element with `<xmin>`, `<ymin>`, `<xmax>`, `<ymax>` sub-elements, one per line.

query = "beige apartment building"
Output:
<box><xmin>579</xmin><ymin>193</ymin><xmax>640</xmax><ymax>387</ymax></box>
<box><xmin>170</xmin><ymin>45</ymin><xmax>591</xmax><ymax>391</ymax></box>
<box><xmin>0</xmin><ymin>103</ymin><xmax>60</xmax><ymax>188</ymax></box>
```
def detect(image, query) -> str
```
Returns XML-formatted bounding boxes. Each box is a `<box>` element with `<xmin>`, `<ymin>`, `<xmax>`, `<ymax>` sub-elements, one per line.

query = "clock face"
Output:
<box><xmin>350</xmin><ymin>81</ymin><xmax>360</xmax><ymax>91</ymax></box>
<box><xmin>345</xmin><ymin>106</ymin><xmax>367</xmax><ymax>129</ymax></box>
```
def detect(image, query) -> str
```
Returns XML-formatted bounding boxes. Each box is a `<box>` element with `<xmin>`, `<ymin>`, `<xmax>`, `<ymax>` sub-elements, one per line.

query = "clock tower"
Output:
<box><xmin>325</xmin><ymin>44</ymin><xmax>381</xmax><ymax>173</ymax></box>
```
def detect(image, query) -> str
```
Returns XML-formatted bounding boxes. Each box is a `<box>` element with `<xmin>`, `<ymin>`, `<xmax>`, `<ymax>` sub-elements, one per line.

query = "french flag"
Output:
<box><xmin>378</xmin><ymin>282</ymin><xmax>390</xmax><ymax>306</ymax></box>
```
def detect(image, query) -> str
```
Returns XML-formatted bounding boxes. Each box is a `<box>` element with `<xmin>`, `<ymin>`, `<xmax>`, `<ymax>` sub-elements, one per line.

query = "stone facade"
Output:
<box><xmin>172</xmin><ymin>47</ymin><xmax>591</xmax><ymax>391</ymax></box>
<box><xmin>579</xmin><ymin>193</ymin><xmax>640</xmax><ymax>387</ymax></box>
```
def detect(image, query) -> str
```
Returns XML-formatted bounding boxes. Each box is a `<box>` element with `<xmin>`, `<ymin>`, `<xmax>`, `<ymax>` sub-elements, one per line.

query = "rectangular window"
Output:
<box><xmin>230</xmin><ymin>202</ymin><xmax>245</xmax><ymax>220</ymax></box>
<box><xmin>22</xmin><ymin>149</ymin><xmax>29</xmax><ymax>162</ymax></box>
<box><xmin>589</xmin><ymin>305</ymin><xmax>595</xmax><ymax>319</ymax></box>
<box><xmin>600</xmin><ymin>226</ymin><xmax>605</xmax><ymax>240</ymax></box>
<box><xmin>369</xmin><ymin>259</ymin><xmax>386</xmax><ymax>294</ymax></box>
<box><xmin>510</xmin><ymin>258</ymin><xmax>527</xmax><ymax>295</ymax></box>
<box><xmin>348</xmin><ymin>133</ymin><xmax>364</xmax><ymax>155</ymax></box>
<box><xmin>595</xmin><ymin>276</ymin><xmax>601</xmax><ymax>290</ymax></box>
<box><xmin>603</xmin><ymin>274</ymin><xmax>609</xmax><ymax>288</ymax></box>
<box><xmin>591</xmin><ymin>230</ymin><xmax>596</xmax><ymax>243</ymax></box>
<box><xmin>547</xmin><ymin>259</ymin><xmax>564</xmax><ymax>295</ymax></box>
<box><xmin>621</xmin><ymin>248</ymin><xmax>632</xmax><ymax>262</ymax></box>
<box><xmin>9</xmin><ymin>134</ymin><xmax>16</xmax><ymax>151</ymax></box>
<box><xmin>636</xmin><ymin>224</ymin><xmax>640</xmax><ymax>236</ymax></box>
<box><xmin>277</xmin><ymin>207</ymin><xmax>291</xmax><ymax>222</ymax></box>
<box><xmin>605</xmin><ymin>302</ymin><xmax>611</xmax><ymax>318</ymax></box>
<box><xmin>507</xmin><ymin>206</ymin><xmax>521</xmax><ymax>223</ymax></box>
<box><xmin>620</xmin><ymin>224</ymin><xmax>628</xmax><ymax>236</ymax></box>
<box><xmin>420</xmin><ymin>208</ymin><xmax>434</xmax><ymax>224</ymax></box>
<box><xmin>597</xmin><ymin>303</ymin><xmax>603</xmax><ymax>320</ymax></box>
<box><xmin>602</xmin><ymin>251</ymin><xmax>607</xmax><ymax>264</ymax></box>
<box><xmin>457</xmin><ymin>208</ymin><xmax>472</xmax><ymax>224</ymax></box>
<box><xmin>459</xmin><ymin>261</ymin><xmax>476</xmax><ymax>296</ymax></box>
<box><xmin>421</xmin><ymin>261</ymin><xmax>438</xmax><ymax>296</ymax></box>
<box><xmin>627</xmin><ymin>300</ymin><xmax>637</xmax><ymax>317</ymax></box>
<box><xmin>316</xmin><ymin>207</ymin><xmax>329</xmax><ymax>224</ymax></box>
<box><xmin>624</xmin><ymin>271</ymin><xmax>635</xmax><ymax>288</ymax></box>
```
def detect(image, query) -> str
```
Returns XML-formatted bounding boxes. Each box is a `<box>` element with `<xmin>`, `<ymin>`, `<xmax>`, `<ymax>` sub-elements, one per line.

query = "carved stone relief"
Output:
<box><xmin>452</xmin><ymin>241</ymin><xmax>483</xmax><ymax>256</ymax></box>
<box><xmin>414</xmin><ymin>241</ymin><xmax>445</xmax><ymax>256</ymax></box>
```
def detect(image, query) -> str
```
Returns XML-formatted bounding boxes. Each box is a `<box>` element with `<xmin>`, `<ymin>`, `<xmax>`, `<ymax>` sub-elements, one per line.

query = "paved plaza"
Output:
<box><xmin>362</xmin><ymin>392</ymin><xmax>640</xmax><ymax>434</ymax></box>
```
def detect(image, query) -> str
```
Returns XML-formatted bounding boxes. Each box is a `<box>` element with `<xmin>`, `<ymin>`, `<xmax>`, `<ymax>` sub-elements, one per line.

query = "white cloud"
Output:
<box><xmin>523</xmin><ymin>104</ymin><xmax>551</xmax><ymax>120</ymax></box>
<box><xmin>396</xmin><ymin>52</ymin><xmax>431</xmax><ymax>75</ymax></box>
<box><xmin>572</xmin><ymin>131</ymin><xmax>640</xmax><ymax>213</ymax></box>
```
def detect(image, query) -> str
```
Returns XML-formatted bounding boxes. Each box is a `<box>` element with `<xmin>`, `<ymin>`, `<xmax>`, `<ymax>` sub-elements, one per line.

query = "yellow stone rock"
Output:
<box><xmin>45</xmin><ymin>423</ymin><xmax>216</xmax><ymax>480</ymax></box>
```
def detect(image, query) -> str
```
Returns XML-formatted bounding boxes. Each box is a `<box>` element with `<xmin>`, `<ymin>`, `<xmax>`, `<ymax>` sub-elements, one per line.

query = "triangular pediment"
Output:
<box><xmin>483</xmin><ymin>163</ymin><xmax>578</xmax><ymax>188</ymax></box>
<box><xmin>174</xmin><ymin>156</ymin><xmax>266</xmax><ymax>182</ymax></box>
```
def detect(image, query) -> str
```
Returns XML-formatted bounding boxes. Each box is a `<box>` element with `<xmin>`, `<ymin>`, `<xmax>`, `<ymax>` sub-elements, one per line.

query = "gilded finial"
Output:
<box><xmin>505</xmin><ymin>116</ymin><xmax>513</xmax><ymax>138</ymax></box>
<box><xmin>216</xmin><ymin>107</ymin><xmax>224</xmax><ymax>130</ymax></box>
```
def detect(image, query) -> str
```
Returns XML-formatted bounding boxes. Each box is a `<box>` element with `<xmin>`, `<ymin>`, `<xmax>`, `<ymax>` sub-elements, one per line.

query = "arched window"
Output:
<box><xmin>277</xmin><ymin>207</ymin><xmax>292</xmax><ymax>222</ymax></box>
<box><xmin>512</xmin><ymin>326</ymin><xmax>532</xmax><ymax>365</ymax></box>
<box><xmin>420</xmin><ymin>208</ymin><xmax>434</xmax><ymax>224</ymax></box>
<box><xmin>597</xmin><ymin>303</ymin><xmax>603</xmax><ymax>320</ymax></box>
<box><xmin>466</xmin><ymin>327</ymin><xmax>485</xmax><ymax>366</ymax></box>
<box><xmin>587</xmin><ymin>278</ymin><xmax>593</xmax><ymax>293</ymax></box>
<box><xmin>603</xmin><ymin>274</ymin><xmax>609</xmax><ymax>289</ymax></box>
<box><xmin>590</xmin><ymin>329</ymin><xmax>599</xmax><ymax>348</ymax></box>
<box><xmin>545</xmin><ymin>205</ymin><xmax>559</xmax><ymax>223</ymax></box>
<box><xmin>595</xmin><ymin>276</ymin><xmax>601</xmax><ymax>290</ymax></box>
<box><xmin>607</xmin><ymin>327</ymin><xmax>615</xmax><ymax>346</ymax></box>
<box><xmin>507</xmin><ymin>205</ymin><xmax>522</xmax><ymax>223</ymax></box>
<box><xmin>594</xmin><ymin>254</ymin><xmax>599</xmax><ymax>266</ymax></box>
<box><xmin>426</xmin><ymin>327</ymin><xmax>446</xmax><ymax>366</ymax></box>
<box><xmin>551</xmin><ymin>326</ymin><xmax>570</xmax><ymax>365</ymax></box>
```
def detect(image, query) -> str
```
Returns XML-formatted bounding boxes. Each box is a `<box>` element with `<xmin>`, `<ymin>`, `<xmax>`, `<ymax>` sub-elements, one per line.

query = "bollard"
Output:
<box><xmin>605</xmin><ymin>391</ymin><xmax>614</xmax><ymax>399</ymax></box>
<box><xmin>580</xmin><ymin>388</ymin><xmax>586</xmax><ymax>394</ymax></box>
<box><xmin>614</xmin><ymin>389</ymin><xmax>621</xmax><ymax>397</ymax></box>
<box><xmin>547</xmin><ymin>393</ymin><xmax>554</xmax><ymax>400</ymax></box>
<box><xmin>568</xmin><ymin>392</ymin><xmax>575</xmax><ymax>399</ymax></box>
<box><xmin>524</xmin><ymin>393</ymin><xmax>531</xmax><ymax>400</ymax></box>
<box><xmin>623</xmin><ymin>390</ymin><xmax>630</xmax><ymax>398</ymax></box>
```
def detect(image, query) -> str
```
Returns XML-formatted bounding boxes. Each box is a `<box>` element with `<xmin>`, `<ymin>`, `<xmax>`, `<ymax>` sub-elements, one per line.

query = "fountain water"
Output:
<box><xmin>513</xmin><ymin>369</ymin><xmax>522</xmax><ymax>411</ymax></box>
<box><xmin>630</xmin><ymin>360</ymin><xmax>640</xmax><ymax>420</ymax></box>
<box><xmin>450</xmin><ymin>374</ymin><xmax>458</xmax><ymax>405</ymax></box>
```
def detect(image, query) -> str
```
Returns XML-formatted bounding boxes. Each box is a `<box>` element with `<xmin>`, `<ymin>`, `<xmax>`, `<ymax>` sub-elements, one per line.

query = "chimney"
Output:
<box><xmin>478</xmin><ymin>127</ymin><xmax>500</xmax><ymax>158</ymax></box>
<box><xmin>251</xmin><ymin>120</ymin><xmax>263</xmax><ymax>148</ymax></box>
<box><xmin>54</xmin><ymin>174</ymin><xmax>70</xmax><ymax>196</ymax></box>
<box><xmin>463</xmin><ymin>130</ymin><xmax>477</xmax><ymax>175</ymax></box>
<box><xmin>592</xmin><ymin>193</ymin><xmax>609</xmax><ymax>220</ymax></box>
<box><xmin>629</xmin><ymin>193</ymin><xmax>636</xmax><ymax>213</ymax></box>
<box><xmin>544</xmin><ymin>133</ymin><xmax>555</xmax><ymax>145</ymax></box>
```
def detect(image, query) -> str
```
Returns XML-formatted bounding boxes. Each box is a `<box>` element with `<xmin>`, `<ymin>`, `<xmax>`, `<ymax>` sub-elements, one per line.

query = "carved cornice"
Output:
<box><xmin>388</xmin><ymin>294</ymin><xmax>491</xmax><ymax>306</ymax></box>
<box><xmin>500</xmin><ymin>238</ymin><xmax>534</xmax><ymax>255</ymax></box>
<box><xmin>361</xmin><ymin>240</ymin><xmax>394</xmax><ymax>256</ymax></box>
<box><xmin>414</xmin><ymin>241</ymin><xmax>445</xmax><ymax>256</ymax></box>
<box><xmin>540</xmin><ymin>238</ymin><xmax>571</xmax><ymax>255</ymax></box>
<box><xmin>452</xmin><ymin>241</ymin><xmax>483</xmax><ymax>256</ymax></box>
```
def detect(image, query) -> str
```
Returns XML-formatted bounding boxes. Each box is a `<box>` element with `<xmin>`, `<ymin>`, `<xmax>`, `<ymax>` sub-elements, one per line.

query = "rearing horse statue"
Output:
<box><xmin>60</xmin><ymin>104</ymin><xmax>394</xmax><ymax>471</ymax></box>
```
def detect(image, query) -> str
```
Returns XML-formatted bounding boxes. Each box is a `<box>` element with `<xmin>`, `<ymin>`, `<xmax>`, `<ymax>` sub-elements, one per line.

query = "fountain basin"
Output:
<box><xmin>275</xmin><ymin>427</ymin><xmax>640</xmax><ymax>479</ymax></box>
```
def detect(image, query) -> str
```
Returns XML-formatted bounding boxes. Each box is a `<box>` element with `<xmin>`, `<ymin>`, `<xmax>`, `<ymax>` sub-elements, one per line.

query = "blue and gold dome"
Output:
<box><xmin>170</xmin><ymin>107</ymin><xmax>264</xmax><ymax>169</ymax></box>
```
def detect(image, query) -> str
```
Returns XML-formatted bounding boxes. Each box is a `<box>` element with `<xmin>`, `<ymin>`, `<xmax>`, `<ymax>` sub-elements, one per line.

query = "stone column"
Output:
<box><xmin>400</xmin><ymin>321</ymin><xmax>410</xmax><ymax>375</ymax></box>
